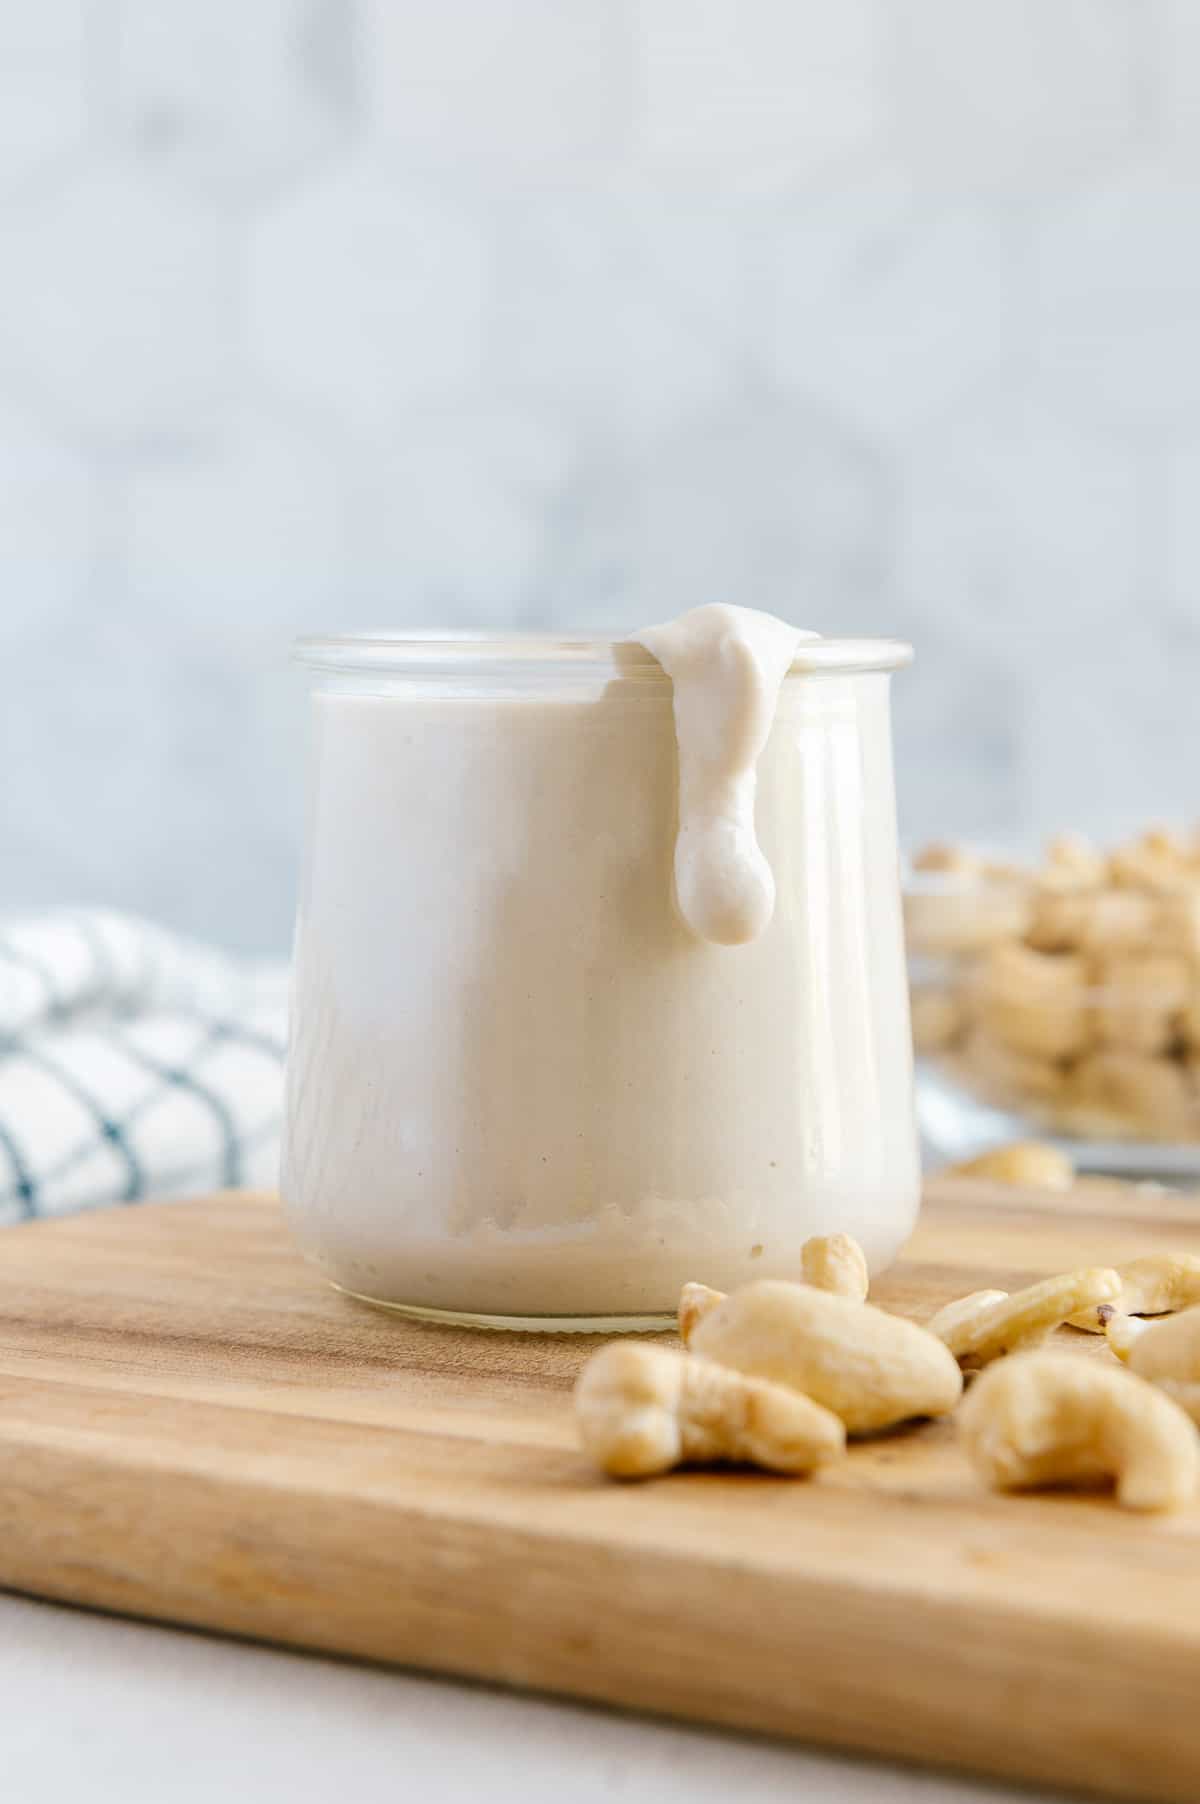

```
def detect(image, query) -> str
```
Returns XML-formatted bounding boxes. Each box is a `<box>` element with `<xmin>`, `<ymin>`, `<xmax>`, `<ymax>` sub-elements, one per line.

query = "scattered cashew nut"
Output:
<box><xmin>1106</xmin><ymin>1313</ymin><xmax>1150</xmax><ymax>1363</ymax></box>
<box><xmin>800</xmin><ymin>1233</ymin><xmax>869</xmax><ymax>1301</ymax></box>
<box><xmin>959</xmin><ymin>1352</ymin><xmax>1199</xmax><ymax>1512</ymax></box>
<box><xmin>1123</xmin><ymin>1306</ymin><xmax>1200</xmax><ymax>1425</ymax></box>
<box><xmin>925</xmin><ymin>1289</ymin><xmax>1009</xmax><ymax>1349</ymax></box>
<box><xmin>1067</xmin><ymin>1254</ymin><xmax>1200</xmax><ymax>1332</ymax></box>
<box><xmin>678</xmin><ymin>1281</ymin><xmax>724</xmax><ymax>1343</ymax></box>
<box><xmin>687</xmin><ymin>1279</ymin><xmax>962</xmax><ymax>1434</ymax></box>
<box><xmin>928</xmin><ymin>1268</ymin><xmax>1120</xmax><ymax>1370</ymax></box>
<box><xmin>574</xmin><ymin>1341</ymin><xmax>845</xmax><ymax>1479</ymax></box>
<box><xmin>678</xmin><ymin>1234</ymin><xmax>870</xmax><ymax>1338</ymax></box>
<box><xmin>943</xmin><ymin>1141</ymin><xmax>1075</xmax><ymax>1190</ymax></box>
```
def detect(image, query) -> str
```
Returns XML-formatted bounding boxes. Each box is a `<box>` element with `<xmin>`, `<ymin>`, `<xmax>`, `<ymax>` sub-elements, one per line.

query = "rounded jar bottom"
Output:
<box><xmin>330</xmin><ymin>1279</ymin><xmax>674</xmax><ymax>1334</ymax></box>
<box><xmin>295</xmin><ymin>1189</ymin><xmax>921</xmax><ymax>1332</ymax></box>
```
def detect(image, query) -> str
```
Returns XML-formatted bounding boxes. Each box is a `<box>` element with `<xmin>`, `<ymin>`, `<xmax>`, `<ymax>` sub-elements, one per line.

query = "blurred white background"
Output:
<box><xmin>2</xmin><ymin>0</ymin><xmax>1199</xmax><ymax>953</ymax></box>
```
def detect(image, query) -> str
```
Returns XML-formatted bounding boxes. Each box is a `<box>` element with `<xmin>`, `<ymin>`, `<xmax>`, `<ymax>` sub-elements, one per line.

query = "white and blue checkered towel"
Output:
<box><xmin>0</xmin><ymin>911</ymin><xmax>288</xmax><ymax>1224</ymax></box>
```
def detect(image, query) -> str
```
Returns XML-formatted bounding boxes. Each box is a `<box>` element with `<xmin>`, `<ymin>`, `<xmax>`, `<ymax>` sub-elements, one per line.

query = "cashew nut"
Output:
<box><xmin>1025</xmin><ymin>880</ymin><xmax>1099</xmax><ymax>955</ymax></box>
<box><xmin>1125</xmin><ymin>1306</ymin><xmax>1200</xmax><ymax>1425</ymax></box>
<box><xmin>1139</xmin><ymin>825</ymin><xmax>1191</xmax><ymax>866</ymax></box>
<box><xmin>1028</xmin><ymin>884</ymin><xmax>1159</xmax><ymax>958</ymax></box>
<box><xmin>913</xmin><ymin>841</ymin><xmax>978</xmax><ymax>874</ymax></box>
<box><xmin>974</xmin><ymin>942</ymin><xmax>1090</xmax><ymax>1061</ymax></box>
<box><xmin>1076</xmin><ymin>887</ymin><xmax>1162</xmax><ymax>956</ymax></box>
<box><xmin>1068</xmin><ymin>1050</ymin><xmax>1195</xmax><ymax>1141</ymax></box>
<box><xmin>688</xmin><ymin>1280</ymin><xmax>962</xmax><ymax>1434</ymax></box>
<box><xmin>929</xmin><ymin>1267</ymin><xmax>1120</xmax><ymax>1369</ymax></box>
<box><xmin>1110</xmin><ymin>831</ymin><xmax>1192</xmax><ymax>893</ymax></box>
<box><xmin>1159</xmin><ymin>887</ymin><xmax>1200</xmax><ymax>966</ymax></box>
<box><xmin>800</xmin><ymin>1233</ymin><xmax>869</xmax><ymax>1301</ymax></box>
<box><xmin>1090</xmin><ymin>954</ymin><xmax>1190</xmax><ymax>1057</ymax></box>
<box><xmin>904</xmin><ymin>852</ymin><xmax>1031</xmax><ymax>956</ymax></box>
<box><xmin>574</xmin><ymin>1341</ymin><xmax>845</xmax><ymax>1479</ymax></box>
<box><xmin>910</xmin><ymin>984</ymin><xmax>964</xmax><ymax>1054</ymax></box>
<box><xmin>956</xmin><ymin>1028</ymin><xmax>1066</xmax><ymax>1108</ymax></box>
<box><xmin>678</xmin><ymin>1235</ymin><xmax>869</xmax><ymax>1337</ymax></box>
<box><xmin>1105</xmin><ymin>1313</ymin><xmax>1149</xmax><ymax>1363</ymax></box>
<box><xmin>959</xmin><ymin>1352</ymin><xmax>1199</xmax><ymax>1511</ymax></box>
<box><xmin>678</xmin><ymin>1281</ymin><xmax>724</xmax><ymax>1343</ymax></box>
<box><xmin>943</xmin><ymin>1141</ymin><xmax>1074</xmax><ymax>1191</ymax></box>
<box><xmin>925</xmin><ymin>1289</ymin><xmax>1009</xmax><ymax>1347</ymax></box>
<box><xmin>1067</xmin><ymin>1254</ymin><xmax>1200</xmax><ymax>1332</ymax></box>
<box><xmin>1044</xmin><ymin>831</ymin><xmax>1106</xmax><ymax>886</ymax></box>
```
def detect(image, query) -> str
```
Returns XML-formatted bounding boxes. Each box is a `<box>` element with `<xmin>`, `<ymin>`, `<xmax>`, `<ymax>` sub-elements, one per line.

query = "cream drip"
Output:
<box><xmin>632</xmin><ymin>604</ymin><xmax>816</xmax><ymax>946</ymax></box>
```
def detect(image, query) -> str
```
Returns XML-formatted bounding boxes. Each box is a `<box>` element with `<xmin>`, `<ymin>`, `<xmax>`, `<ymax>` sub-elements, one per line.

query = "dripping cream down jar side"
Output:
<box><xmin>281</xmin><ymin>610</ymin><xmax>919</xmax><ymax>1330</ymax></box>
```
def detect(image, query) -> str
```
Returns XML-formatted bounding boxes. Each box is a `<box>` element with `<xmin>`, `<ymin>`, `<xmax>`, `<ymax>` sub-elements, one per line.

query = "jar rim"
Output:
<box><xmin>292</xmin><ymin>631</ymin><xmax>913</xmax><ymax>678</ymax></box>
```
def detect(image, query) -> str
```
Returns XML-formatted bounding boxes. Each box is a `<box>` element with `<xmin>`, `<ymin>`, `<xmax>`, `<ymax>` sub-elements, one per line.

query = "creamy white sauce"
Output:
<box><xmin>282</xmin><ymin>609</ymin><xmax>919</xmax><ymax>1321</ymax></box>
<box><xmin>633</xmin><ymin>604</ymin><xmax>816</xmax><ymax>946</ymax></box>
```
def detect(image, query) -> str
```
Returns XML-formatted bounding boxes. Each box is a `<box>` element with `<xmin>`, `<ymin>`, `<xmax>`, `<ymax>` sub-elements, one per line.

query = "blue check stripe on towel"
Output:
<box><xmin>0</xmin><ymin>911</ymin><xmax>289</xmax><ymax>1223</ymax></box>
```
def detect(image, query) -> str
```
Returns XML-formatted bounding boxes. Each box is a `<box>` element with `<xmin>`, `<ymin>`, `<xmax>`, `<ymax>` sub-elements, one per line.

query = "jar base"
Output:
<box><xmin>330</xmin><ymin>1279</ymin><xmax>675</xmax><ymax>1334</ymax></box>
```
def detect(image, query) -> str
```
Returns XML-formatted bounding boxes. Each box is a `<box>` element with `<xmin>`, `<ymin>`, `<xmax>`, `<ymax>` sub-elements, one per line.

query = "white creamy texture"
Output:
<box><xmin>282</xmin><ymin>615</ymin><xmax>920</xmax><ymax>1321</ymax></box>
<box><xmin>633</xmin><ymin>604</ymin><xmax>817</xmax><ymax>946</ymax></box>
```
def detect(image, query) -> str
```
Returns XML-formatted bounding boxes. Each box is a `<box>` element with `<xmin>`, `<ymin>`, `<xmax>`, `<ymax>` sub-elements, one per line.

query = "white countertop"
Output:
<box><xmin>0</xmin><ymin>1594</ymin><xmax>1077</xmax><ymax>1804</ymax></box>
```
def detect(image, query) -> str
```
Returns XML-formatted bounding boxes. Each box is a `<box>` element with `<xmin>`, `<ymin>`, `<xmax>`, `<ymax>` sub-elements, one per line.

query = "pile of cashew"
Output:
<box><xmin>574</xmin><ymin>1229</ymin><xmax>1200</xmax><ymax>1513</ymax></box>
<box><xmin>907</xmin><ymin>824</ymin><xmax>1200</xmax><ymax>1144</ymax></box>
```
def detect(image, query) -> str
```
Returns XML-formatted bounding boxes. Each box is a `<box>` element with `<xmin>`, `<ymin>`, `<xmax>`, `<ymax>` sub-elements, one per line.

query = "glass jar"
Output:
<box><xmin>282</xmin><ymin>632</ymin><xmax>918</xmax><ymax>1329</ymax></box>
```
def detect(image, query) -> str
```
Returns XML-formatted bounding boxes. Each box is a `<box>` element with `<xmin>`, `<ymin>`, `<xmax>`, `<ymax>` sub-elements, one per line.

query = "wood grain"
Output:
<box><xmin>3</xmin><ymin>1182</ymin><xmax>1200</xmax><ymax>1800</ymax></box>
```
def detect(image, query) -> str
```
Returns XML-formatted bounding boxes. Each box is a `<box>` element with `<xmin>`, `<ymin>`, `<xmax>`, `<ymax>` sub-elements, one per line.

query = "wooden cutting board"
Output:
<box><xmin>4</xmin><ymin>1185</ymin><xmax>1200</xmax><ymax>1802</ymax></box>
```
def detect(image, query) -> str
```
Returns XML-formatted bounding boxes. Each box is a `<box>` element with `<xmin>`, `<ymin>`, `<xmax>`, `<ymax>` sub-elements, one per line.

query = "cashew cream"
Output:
<box><xmin>633</xmin><ymin>603</ymin><xmax>815</xmax><ymax>946</ymax></box>
<box><xmin>282</xmin><ymin>612</ymin><xmax>919</xmax><ymax>1325</ymax></box>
